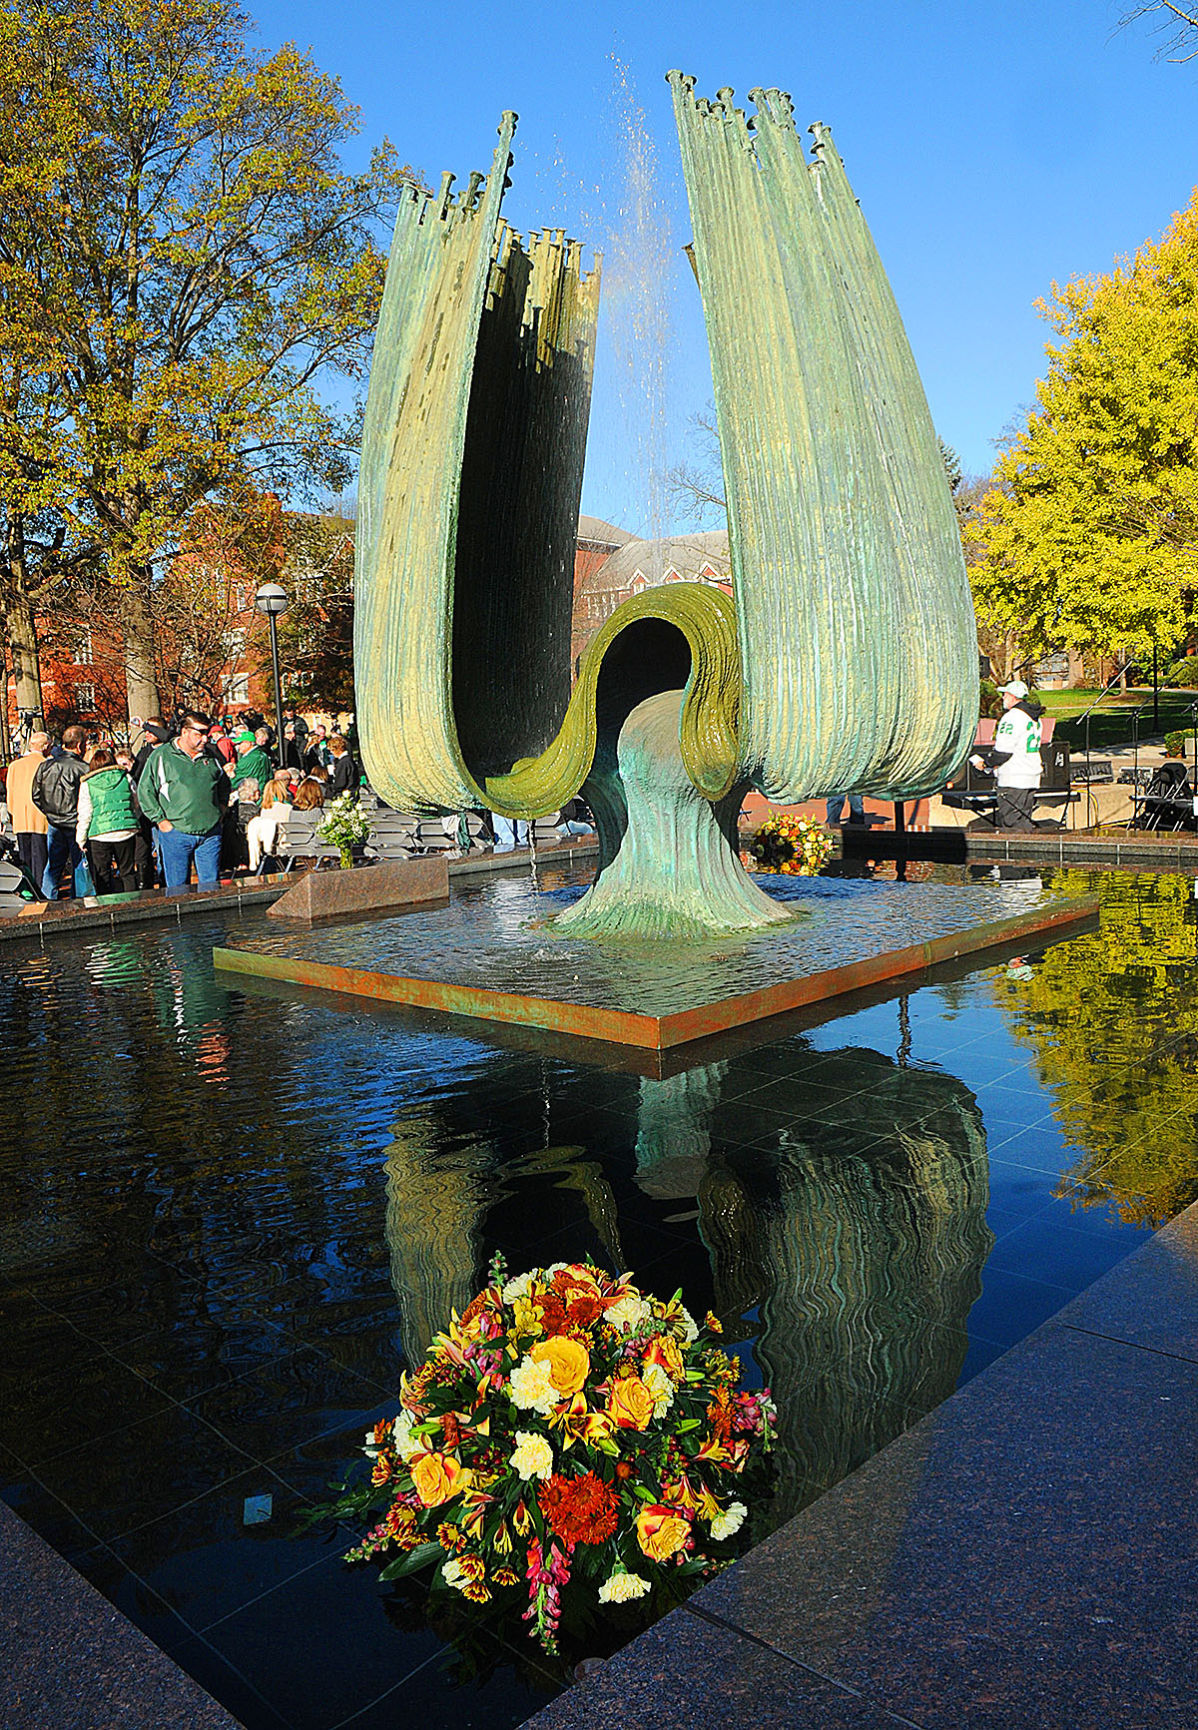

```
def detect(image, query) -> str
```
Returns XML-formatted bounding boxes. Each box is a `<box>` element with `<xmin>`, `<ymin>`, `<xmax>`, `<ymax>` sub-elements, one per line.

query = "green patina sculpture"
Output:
<box><xmin>355</xmin><ymin>82</ymin><xmax>978</xmax><ymax>939</ymax></box>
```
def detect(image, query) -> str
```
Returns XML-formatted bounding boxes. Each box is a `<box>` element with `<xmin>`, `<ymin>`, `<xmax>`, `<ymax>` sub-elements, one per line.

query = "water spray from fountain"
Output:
<box><xmin>602</xmin><ymin>54</ymin><xmax>675</xmax><ymax>541</ymax></box>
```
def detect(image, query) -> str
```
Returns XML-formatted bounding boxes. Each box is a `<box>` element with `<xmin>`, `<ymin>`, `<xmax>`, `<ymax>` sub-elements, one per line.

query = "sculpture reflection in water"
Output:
<box><xmin>380</xmin><ymin>1031</ymin><xmax>991</xmax><ymax>1525</ymax></box>
<box><xmin>383</xmin><ymin>1119</ymin><xmax>625</xmax><ymax>1370</ymax></box>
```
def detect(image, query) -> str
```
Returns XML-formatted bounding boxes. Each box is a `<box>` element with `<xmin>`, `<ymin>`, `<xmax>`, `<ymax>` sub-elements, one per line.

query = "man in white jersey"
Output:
<box><xmin>970</xmin><ymin>680</ymin><xmax>1043</xmax><ymax>830</ymax></box>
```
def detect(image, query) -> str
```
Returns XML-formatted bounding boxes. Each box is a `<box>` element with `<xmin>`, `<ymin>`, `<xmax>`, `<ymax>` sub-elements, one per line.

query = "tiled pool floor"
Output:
<box><xmin>1</xmin><ymin>865</ymin><xmax>1194</xmax><ymax>1729</ymax></box>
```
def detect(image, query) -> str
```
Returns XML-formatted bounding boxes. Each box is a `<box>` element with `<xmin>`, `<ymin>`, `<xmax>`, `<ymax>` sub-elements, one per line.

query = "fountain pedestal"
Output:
<box><xmin>554</xmin><ymin>690</ymin><xmax>791</xmax><ymax>940</ymax></box>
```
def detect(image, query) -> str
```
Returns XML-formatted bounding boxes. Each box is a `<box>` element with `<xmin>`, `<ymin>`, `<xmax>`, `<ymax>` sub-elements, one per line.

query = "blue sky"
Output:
<box><xmin>245</xmin><ymin>0</ymin><xmax>1197</xmax><ymax>535</ymax></box>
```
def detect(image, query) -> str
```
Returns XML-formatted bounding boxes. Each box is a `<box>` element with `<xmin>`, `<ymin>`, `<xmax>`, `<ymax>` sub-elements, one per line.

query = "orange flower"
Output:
<box><xmin>370</xmin><ymin>1455</ymin><xmax>393</xmax><ymax>1487</ymax></box>
<box><xmin>607</xmin><ymin>1373</ymin><xmax>656</xmax><ymax>1431</ymax></box>
<box><xmin>531</xmin><ymin>1335</ymin><xmax>591</xmax><ymax>1398</ymax></box>
<box><xmin>635</xmin><ymin>1504</ymin><xmax>691</xmax><ymax>1562</ymax></box>
<box><xmin>642</xmin><ymin>1334</ymin><xmax>684</xmax><ymax>1382</ymax></box>
<box><xmin>409</xmin><ymin>1449</ymin><xmax>471</xmax><ymax>1508</ymax></box>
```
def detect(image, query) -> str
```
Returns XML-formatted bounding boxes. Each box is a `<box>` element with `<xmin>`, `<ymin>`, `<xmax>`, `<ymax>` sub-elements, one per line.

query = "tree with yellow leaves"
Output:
<box><xmin>971</xmin><ymin>195</ymin><xmax>1198</xmax><ymax>664</ymax></box>
<box><xmin>0</xmin><ymin>0</ymin><xmax>419</xmax><ymax>721</ymax></box>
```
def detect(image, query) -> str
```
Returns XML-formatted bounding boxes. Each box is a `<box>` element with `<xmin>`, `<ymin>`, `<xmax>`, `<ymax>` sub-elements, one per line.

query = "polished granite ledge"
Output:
<box><xmin>526</xmin><ymin>1199</ymin><xmax>1198</xmax><ymax>1730</ymax></box>
<box><xmin>0</xmin><ymin>1497</ymin><xmax>243</xmax><ymax>1730</ymax></box>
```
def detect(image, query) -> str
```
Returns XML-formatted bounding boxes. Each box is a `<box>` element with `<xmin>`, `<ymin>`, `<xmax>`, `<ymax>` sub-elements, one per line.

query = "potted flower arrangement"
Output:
<box><xmin>316</xmin><ymin>791</ymin><xmax>371</xmax><ymax>869</ymax></box>
<box><xmin>308</xmin><ymin>1256</ymin><xmax>776</xmax><ymax>1656</ymax></box>
<box><xmin>749</xmin><ymin>811</ymin><xmax>833</xmax><ymax>875</ymax></box>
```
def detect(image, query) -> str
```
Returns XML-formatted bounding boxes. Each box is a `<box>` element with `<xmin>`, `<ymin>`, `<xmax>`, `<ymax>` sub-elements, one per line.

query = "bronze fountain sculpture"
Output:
<box><xmin>354</xmin><ymin>75</ymin><xmax>977</xmax><ymax>939</ymax></box>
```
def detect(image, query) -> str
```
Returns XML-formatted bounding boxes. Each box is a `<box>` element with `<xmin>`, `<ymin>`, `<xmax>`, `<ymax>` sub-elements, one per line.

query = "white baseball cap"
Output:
<box><xmin>997</xmin><ymin>679</ymin><xmax>1028</xmax><ymax>698</ymax></box>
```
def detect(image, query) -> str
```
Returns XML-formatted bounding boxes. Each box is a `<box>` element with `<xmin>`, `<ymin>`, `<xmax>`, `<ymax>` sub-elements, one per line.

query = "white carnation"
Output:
<box><xmin>509</xmin><ymin>1353</ymin><xmax>558</xmax><ymax>1415</ymax></box>
<box><xmin>442</xmin><ymin>1557</ymin><xmax>470</xmax><ymax>1592</ymax></box>
<box><xmin>642</xmin><ymin>1360</ymin><xmax>675</xmax><ymax>1417</ymax></box>
<box><xmin>677</xmin><ymin>1305</ymin><xmax>700</xmax><ymax>1343</ymax></box>
<box><xmin>598</xmin><ymin>1570</ymin><xmax>651</xmax><ymax>1603</ymax></box>
<box><xmin>502</xmin><ymin>1271</ymin><xmax>536</xmax><ymax>1304</ymax></box>
<box><xmin>709</xmin><ymin>1501</ymin><xmax>747</xmax><ymax>1541</ymax></box>
<box><xmin>603</xmin><ymin>1293</ymin><xmax>650</xmax><ymax>1331</ymax></box>
<box><xmin>510</xmin><ymin>1430</ymin><xmax>554</xmax><ymax>1481</ymax></box>
<box><xmin>392</xmin><ymin>1411</ymin><xmax>420</xmax><ymax>1460</ymax></box>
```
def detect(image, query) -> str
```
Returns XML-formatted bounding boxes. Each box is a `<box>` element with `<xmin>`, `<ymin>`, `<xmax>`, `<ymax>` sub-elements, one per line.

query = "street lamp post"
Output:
<box><xmin>254</xmin><ymin>583</ymin><xmax>289</xmax><ymax>758</ymax></box>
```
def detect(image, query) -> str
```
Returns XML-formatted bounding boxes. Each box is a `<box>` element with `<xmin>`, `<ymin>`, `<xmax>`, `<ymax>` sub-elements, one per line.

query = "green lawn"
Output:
<box><xmin>1036</xmin><ymin>687</ymin><xmax>1198</xmax><ymax>751</ymax></box>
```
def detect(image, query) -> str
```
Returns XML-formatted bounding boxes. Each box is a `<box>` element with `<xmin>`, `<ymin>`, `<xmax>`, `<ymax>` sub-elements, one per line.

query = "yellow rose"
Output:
<box><xmin>531</xmin><ymin>1335</ymin><xmax>591</xmax><ymax>1398</ymax></box>
<box><xmin>606</xmin><ymin>1373</ymin><xmax>656</xmax><ymax>1431</ymax></box>
<box><xmin>635</xmin><ymin>1504</ymin><xmax>691</xmax><ymax>1562</ymax></box>
<box><xmin>409</xmin><ymin>1450</ymin><xmax>470</xmax><ymax>1508</ymax></box>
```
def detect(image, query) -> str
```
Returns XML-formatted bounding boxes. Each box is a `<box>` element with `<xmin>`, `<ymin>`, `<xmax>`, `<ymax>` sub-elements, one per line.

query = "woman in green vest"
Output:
<box><xmin>76</xmin><ymin>748</ymin><xmax>140</xmax><ymax>893</ymax></box>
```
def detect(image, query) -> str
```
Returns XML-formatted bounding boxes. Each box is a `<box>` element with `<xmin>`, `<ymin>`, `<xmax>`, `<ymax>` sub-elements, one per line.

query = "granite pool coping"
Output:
<box><xmin>523</xmin><ymin>1197</ymin><xmax>1198</xmax><ymax>1730</ymax></box>
<box><xmin>0</xmin><ymin>1497</ymin><xmax>244</xmax><ymax>1730</ymax></box>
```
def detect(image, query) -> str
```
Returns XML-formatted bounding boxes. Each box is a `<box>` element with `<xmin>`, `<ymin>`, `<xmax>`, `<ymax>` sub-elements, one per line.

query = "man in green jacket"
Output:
<box><xmin>137</xmin><ymin>711</ymin><xmax>229</xmax><ymax>890</ymax></box>
<box><xmin>231</xmin><ymin>728</ymin><xmax>273</xmax><ymax>794</ymax></box>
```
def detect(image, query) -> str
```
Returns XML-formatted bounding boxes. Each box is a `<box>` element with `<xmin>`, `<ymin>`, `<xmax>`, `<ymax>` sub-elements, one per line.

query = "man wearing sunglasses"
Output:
<box><xmin>136</xmin><ymin>710</ymin><xmax>230</xmax><ymax>891</ymax></box>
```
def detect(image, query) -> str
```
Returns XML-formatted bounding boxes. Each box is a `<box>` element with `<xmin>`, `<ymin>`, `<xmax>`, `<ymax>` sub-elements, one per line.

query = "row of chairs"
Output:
<box><xmin>269</xmin><ymin>807</ymin><xmax>570</xmax><ymax>872</ymax></box>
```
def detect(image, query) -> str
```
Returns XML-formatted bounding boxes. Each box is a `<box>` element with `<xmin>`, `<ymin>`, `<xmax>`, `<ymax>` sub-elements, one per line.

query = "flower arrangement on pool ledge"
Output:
<box><xmin>313</xmin><ymin>1256</ymin><xmax>776</xmax><ymax>1655</ymax></box>
<box><xmin>749</xmin><ymin>811</ymin><xmax>834</xmax><ymax>876</ymax></box>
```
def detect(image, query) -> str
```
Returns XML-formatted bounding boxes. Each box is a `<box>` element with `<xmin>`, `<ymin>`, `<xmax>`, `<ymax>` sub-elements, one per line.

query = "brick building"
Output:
<box><xmin>571</xmin><ymin>528</ymin><xmax>732</xmax><ymax>664</ymax></box>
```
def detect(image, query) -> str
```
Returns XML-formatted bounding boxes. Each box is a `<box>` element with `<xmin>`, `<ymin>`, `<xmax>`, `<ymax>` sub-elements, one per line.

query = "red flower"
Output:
<box><xmin>538</xmin><ymin>1272</ymin><xmax>606</xmax><ymax>1338</ymax></box>
<box><xmin>538</xmin><ymin>1470</ymin><xmax>620</xmax><ymax>1546</ymax></box>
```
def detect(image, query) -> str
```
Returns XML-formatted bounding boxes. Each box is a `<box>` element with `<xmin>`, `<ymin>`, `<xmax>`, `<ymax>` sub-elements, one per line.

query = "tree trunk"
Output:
<box><xmin>5</xmin><ymin>582</ymin><xmax>44</xmax><ymax>720</ymax></box>
<box><xmin>121</xmin><ymin>571</ymin><xmax>163</xmax><ymax>722</ymax></box>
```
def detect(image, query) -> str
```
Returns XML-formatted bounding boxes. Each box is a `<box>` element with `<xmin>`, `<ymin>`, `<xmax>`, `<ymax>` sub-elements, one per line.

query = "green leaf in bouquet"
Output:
<box><xmin>379</xmin><ymin>1541</ymin><xmax>442</xmax><ymax>1582</ymax></box>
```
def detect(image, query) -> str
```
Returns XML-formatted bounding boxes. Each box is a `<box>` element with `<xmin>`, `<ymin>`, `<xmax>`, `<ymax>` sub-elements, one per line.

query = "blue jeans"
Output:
<box><xmin>41</xmin><ymin>826</ymin><xmax>93</xmax><ymax>899</ymax></box>
<box><xmin>156</xmin><ymin>826</ymin><xmax>222</xmax><ymax>891</ymax></box>
<box><xmin>825</xmin><ymin>794</ymin><xmax>865</xmax><ymax>825</ymax></box>
<box><xmin>493</xmin><ymin>816</ymin><xmax>528</xmax><ymax>849</ymax></box>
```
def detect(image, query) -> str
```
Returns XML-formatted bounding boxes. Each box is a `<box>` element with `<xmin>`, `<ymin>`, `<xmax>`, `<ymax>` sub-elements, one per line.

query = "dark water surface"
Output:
<box><xmin>2</xmin><ymin>861</ymin><xmax>1196</xmax><ymax>1730</ymax></box>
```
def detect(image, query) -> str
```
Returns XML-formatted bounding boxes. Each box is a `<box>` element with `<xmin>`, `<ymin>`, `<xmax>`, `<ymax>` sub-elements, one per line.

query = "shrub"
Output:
<box><xmin>1164</xmin><ymin>656</ymin><xmax>1198</xmax><ymax>688</ymax></box>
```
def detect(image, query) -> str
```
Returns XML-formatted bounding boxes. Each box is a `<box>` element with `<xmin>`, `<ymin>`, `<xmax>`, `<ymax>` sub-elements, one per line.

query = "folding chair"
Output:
<box><xmin>277</xmin><ymin>813</ymin><xmax>343</xmax><ymax>870</ymax></box>
<box><xmin>0</xmin><ymin>856</ymin><xmax>36</xmax><ymax>913</ymax></box>
<box><xmin>364</xmin><ymin>812</ymin><xmax>416</xmax><ymax>864</ymax></box>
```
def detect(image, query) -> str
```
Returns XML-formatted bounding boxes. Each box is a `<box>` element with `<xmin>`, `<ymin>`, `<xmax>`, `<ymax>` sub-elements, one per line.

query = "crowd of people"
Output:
<box><xmin>2</xmin><ymin>706</ymin><xmax>360</xmax><ymax>899</ymax></box>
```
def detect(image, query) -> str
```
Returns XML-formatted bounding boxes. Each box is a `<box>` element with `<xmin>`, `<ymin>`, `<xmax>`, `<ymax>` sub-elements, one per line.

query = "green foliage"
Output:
<box><xmin>0</xmin><ymin>0</ymin><xmax>420</xmax><ymax>713</ymax></box>
<box><xmin>274</xmin><ymin>510</ymin><xmax>355</xmax><ymax>709</ymax></box>
<box><xmin>1164</xmin><ymin>655</ymin><xmax>1198</xmax><ymax>686</ymax></box>
<box><xmin>971</xmin><ymin>194</ymin><xmax>1198</xmax><ymax>661</ymax></box>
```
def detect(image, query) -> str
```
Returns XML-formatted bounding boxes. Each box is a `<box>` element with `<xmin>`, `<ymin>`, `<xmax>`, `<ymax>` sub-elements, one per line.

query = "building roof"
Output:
<box><xmin>577</xmin><ymin>515</ymin><xmax>637</xmax><ymax>550</ymax></box>
<box><xmin>580</xmin><ymin>529</ymin><xmax>730</xmax><ymax>595</ymax></box>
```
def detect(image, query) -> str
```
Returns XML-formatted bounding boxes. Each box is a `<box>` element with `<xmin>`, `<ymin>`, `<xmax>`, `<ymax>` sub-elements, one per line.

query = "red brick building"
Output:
<box><xmin>571</xmin><ymin>528</ymin><xmax>731</xmax><ymax>663</ymax></box>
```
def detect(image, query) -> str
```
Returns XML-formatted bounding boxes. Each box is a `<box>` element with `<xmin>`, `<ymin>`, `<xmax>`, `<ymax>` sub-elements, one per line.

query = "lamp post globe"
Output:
<box><xmin>253</xmin><ymin>585</ymin><xmax>290</xmax><ymax>758</ymax></box>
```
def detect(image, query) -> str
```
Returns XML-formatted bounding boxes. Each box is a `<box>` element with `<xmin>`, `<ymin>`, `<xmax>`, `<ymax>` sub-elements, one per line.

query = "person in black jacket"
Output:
<box><xmin>31</xmin><ymin>724</ymin><xmax>90</xmax><ymax>898</ymax></box>
<box><xmin>327</xmin><ymin>734</ymin><xmax>359</xmax><ymax>798</ymax></box>
<box><xmin>131</xmin><ymin>718</ymin><xmax>169</xmax><ymax>886</ymax></box>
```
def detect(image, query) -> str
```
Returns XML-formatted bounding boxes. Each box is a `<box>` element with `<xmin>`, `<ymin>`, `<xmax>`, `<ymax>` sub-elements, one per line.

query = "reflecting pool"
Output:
<box><xmin>1</xmin><ymin>862</ymin><xmax>1195</xmax><ymax>1729</ymax></box>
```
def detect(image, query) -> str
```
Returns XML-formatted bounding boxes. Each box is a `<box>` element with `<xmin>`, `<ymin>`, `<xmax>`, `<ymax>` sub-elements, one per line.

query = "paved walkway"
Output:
<box><xmin>527</xmin><ymin>1198</ymin><xmax>1198</xmax><ymax>1730</ymax></box>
